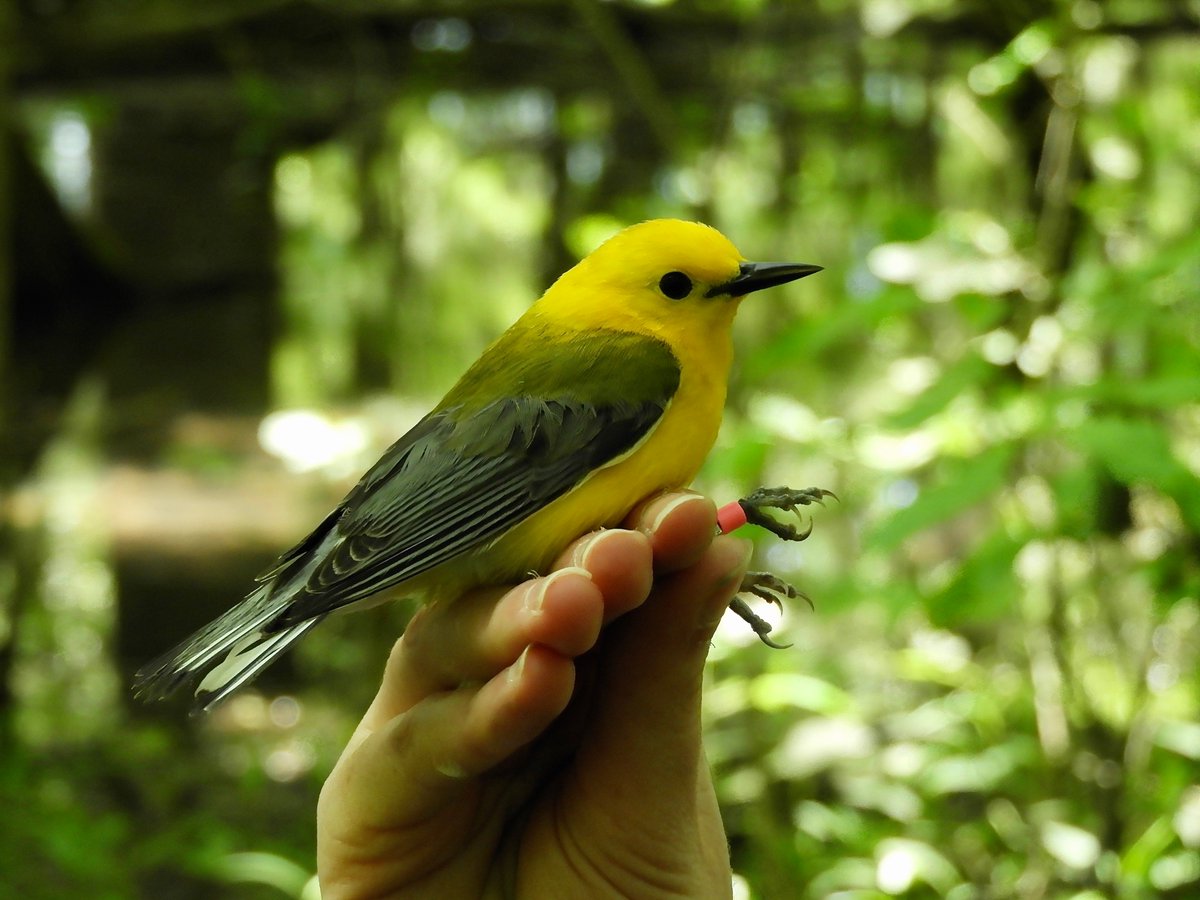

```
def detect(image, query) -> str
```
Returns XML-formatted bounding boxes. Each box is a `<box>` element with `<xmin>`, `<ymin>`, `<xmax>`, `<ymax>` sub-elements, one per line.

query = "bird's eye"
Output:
<box><xmin>658</xmin><ymin>271</ymin><xmax>693</xmax><ymax>300</ymax></box>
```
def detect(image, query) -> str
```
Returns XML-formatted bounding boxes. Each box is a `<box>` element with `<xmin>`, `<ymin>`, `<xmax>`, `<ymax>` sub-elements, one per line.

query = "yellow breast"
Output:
<box><xmin>467</xmin><ymin>330</ymin><xmax>732</xmax><ymax>584</ymax></box>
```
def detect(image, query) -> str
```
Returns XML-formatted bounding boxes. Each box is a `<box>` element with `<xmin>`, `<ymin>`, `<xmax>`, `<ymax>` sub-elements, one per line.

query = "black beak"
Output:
<box><xmin>706</xmin><ymin>261</ymin><xmax>823</xmax><ymax>298</ymax></box>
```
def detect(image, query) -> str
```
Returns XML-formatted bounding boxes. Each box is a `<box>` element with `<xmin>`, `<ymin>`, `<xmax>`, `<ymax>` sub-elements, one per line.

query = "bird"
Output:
<box><xmin>133</xmin><ymin>219</ymin><xmax>822</xmax><ymax>712</ymax></box>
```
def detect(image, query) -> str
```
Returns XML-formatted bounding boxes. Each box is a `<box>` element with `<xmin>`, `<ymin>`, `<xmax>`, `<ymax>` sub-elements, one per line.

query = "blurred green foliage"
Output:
<box><xmin>4</xmin><ymin>0</ymin><xmax>1200</xmax><ymax>897</ymax></box>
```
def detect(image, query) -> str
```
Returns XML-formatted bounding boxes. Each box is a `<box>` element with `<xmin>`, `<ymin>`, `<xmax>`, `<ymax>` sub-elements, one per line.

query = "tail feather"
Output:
<box><xmin>191</xmin><ymin>617</ymin><xmax>323</xmax><ymax>713</ymax></box>
<box><xmin>133</xmin><ymin>583</ymin><xmax>320</xmax><ymax>713</ymax></box>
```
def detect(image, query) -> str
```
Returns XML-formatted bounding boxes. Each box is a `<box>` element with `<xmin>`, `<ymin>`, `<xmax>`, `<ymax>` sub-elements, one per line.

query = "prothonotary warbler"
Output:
<box><xmin>134</xmin><ymin>218</ymin><xmax>822</xmax><ymax>711</ymax></box>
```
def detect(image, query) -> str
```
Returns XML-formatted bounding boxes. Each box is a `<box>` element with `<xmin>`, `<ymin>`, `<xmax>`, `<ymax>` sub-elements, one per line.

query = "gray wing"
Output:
<box><xmin>265</xmin><ymin>394</ymin><xmax>669</xmax><ymax>627</ymax></box>
<box><xmin>132</xmin><ymin>395</ymin><xmax>671</xmax><ymax>710</ymax></box>
<box><xmin>133</xmin><ymin>328</ymin><xmax>682</xmax><ymax>709</ymax></box>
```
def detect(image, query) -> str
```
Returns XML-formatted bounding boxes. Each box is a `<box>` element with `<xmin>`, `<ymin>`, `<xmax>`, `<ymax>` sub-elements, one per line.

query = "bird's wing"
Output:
<box><xmin>132</xmin><ymin>328</ymin><xmax>680</xmax><ymax>708</ymax></box>
<box><xmin>266</xmin><ymin>328</ymin><xmax>681</xmax><ymax>627</ymax></box>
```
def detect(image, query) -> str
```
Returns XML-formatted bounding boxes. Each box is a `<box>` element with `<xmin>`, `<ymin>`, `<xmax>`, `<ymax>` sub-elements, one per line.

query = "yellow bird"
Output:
<box><xmin>134</xmin><ymin>219</ymin><xmax>821</xmax><ymax>711</ymax></box>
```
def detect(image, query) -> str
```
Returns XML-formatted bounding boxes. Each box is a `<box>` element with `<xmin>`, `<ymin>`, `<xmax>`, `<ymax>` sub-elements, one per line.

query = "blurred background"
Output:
<box><xmin>3</xmin><ymin>0</ymin><xmax>1199</xmax><ymax>897</ymax></box>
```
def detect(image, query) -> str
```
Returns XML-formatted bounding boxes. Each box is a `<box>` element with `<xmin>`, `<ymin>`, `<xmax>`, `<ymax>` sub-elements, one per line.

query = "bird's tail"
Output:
<box><xmin>132</xmin><ymin>582</ymin><xmax>323</xmax><ymax>714</ymax></box>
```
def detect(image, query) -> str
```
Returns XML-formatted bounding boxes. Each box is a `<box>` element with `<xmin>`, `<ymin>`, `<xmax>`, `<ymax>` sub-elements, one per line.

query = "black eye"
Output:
<box><xmin>658</xmin><ymin>271</ymin><xmax>693</xmax><ymax>300</ymax></box>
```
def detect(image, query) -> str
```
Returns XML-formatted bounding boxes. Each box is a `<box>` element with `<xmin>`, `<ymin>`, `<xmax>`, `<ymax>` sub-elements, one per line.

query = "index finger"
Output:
<box><xmin>624</xmin><ymin>492</ymin><xmax>718</xmax><ymax>574</ymax></box>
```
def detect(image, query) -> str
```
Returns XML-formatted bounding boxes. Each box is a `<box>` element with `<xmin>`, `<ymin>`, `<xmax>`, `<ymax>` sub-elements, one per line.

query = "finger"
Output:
<box><xmin>363</xmin><ymin>568</ymin><xmax>603</xmax><ymax>729</ymax></box>
<box><xmin>625</xmin><ymin>492</ymin><xmax>718</xmax><ymax>575</ymax></box>
<box><xmin>570</xmin><ymin>536</ymin><xmax>751</xmax><ymax>821</ymax></box>
<box><xmin>318</xmin><ymin>644</ymin><xmax>575</xmax><ymax>875</ymax></box>
<box><xmin>551</xmin><ymin>527</ymin><xmax>654</xmax><ymax>624</ymax></box>
<box><xmin>358</xmin><ymin>495</ymin><xmax>710</xmax><ymax>735</ymax></box>
<box><xmin>604</xmin><ymin>534</ymin><xmax>750</xmax><ymax>711</ymax></box>
<box><xmin>380</xmin><ymin>523</ymin><xmax>660</xmax><ymax>723</ymax></box>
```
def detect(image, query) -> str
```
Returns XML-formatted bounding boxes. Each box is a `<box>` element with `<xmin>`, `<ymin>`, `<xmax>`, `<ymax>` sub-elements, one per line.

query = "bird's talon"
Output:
<box><xmin>728</xmin><ymin>595</ymin><xmax>789</xmax><ymax>647</ymax></box>
<box><xmin>727</xmin><ymin>572</ymin><xmax>810</xmax><ymax>648</ymax></box>
<box><xmin>737</xmin><ymin>486</ymin><xmax>834</xmax><ymax>542</ymax></box>
<box><xmin>746</xmin><ymin>588</ymin><xmax>785</xmax><ymax>612</ymax></box>
<box><xmin>741</xmin><ymin>571</ymin><xmax>795</xmax><ymax>602</ymax></box>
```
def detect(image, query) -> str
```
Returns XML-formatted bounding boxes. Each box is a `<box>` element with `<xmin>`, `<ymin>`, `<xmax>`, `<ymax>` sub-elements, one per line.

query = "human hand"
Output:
<box><xmin>316</xmin><ymin>492</ymin><xmax>749</xmax><ymax>899</ymax></box>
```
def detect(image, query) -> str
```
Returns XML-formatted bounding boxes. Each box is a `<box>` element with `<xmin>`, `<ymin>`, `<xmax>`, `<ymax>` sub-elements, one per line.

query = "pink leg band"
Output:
<box><xmin>717</xmin><ymin>501</ymin><xmax>748</xmax><ymax>534</ymax></box>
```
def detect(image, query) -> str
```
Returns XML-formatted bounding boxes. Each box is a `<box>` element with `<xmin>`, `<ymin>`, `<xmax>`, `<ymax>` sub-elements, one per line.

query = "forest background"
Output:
<box><xmin>2</xmin><ymin>0</ymin><xmax>1199</xmax><ymax>897</ymax></box>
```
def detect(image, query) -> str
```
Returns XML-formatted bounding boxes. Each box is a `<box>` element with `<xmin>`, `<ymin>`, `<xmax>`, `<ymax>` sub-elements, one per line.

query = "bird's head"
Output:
<box><xmin>537</xmin><ymin>219</ymin><xmax>821</xmax><ymax>341</ymax></box>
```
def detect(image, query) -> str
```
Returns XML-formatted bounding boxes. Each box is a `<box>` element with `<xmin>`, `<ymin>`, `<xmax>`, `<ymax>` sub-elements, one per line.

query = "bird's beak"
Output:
<box><xmin>706</xmin><ymin>261</ymin><xmax>823</xmax><ymax>298</ymax></box>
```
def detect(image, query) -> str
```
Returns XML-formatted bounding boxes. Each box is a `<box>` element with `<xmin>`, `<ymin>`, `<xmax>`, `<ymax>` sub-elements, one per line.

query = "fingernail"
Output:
<box><xmin>572</xmin><ymin>529</ymin><xmax>619</xmax><ymax>568</ymax></box>
<box><xmin>507</xmin><ymin>646</ymin><xmax>530</xmax><ymax>686</ymax></box>
<box><xmin>647</xmin><ymin>492</ymin><xmax>705</xmax><ymax>534</ymax></box>
<box><xmin>527</xmin><ymin>566</ymin><xmax>590</xmax><ymax>615</ymax></box>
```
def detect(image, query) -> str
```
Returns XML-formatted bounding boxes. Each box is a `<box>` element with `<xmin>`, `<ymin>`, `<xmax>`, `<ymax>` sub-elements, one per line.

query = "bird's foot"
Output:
<box><xmin>718</xmin><ymin>485</ymin><xmax>835</xmax><ymax>647</ymax></box>
<box><xmin>728</xmin><ymin>571</ymin><xmax>813</xmax><ymax>649</ymax></box>
<box><xmin>737</xmin><ymin>486</ymin><xmax>837</xmax><ymax>542</ymax></box>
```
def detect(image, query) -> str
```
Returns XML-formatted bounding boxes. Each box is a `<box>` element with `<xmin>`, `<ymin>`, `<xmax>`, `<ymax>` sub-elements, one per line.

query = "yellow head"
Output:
<box><xmin>533</xmin><ymin>219</ymin><xmax>820</xmax><ymax>344</ymax></box>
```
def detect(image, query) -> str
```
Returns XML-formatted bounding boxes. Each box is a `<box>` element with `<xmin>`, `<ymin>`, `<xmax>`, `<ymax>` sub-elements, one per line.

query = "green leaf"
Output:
<box><xmin>1077</xmin><ymin>375</ymin><xmax>1200</xmax><ymax>410</ymax></box>
<box><xmin>1072</xmin><ymin>417</ymin><xmax>1200</xmax><ymax>531</ymax></box>
<box><xmin>926</xmin><ymin>530</ymin><xmax>1023</xmax><ymax>626</ymax></box>
<box><xmin>1121</xmin><ymin>816</ymin><xmax>1177</xmax><ymax>879</ymax></box>
<box><xmin>215</xmin><ymin>851</ymin><xmax>312</xmax><ymax>896</ymax></box>
<box><xmin>1051</xmin><ymin>464</ymin><xmax>1104</xmax><ymax>539</ymax></box>
<box><xmin>886</xmin><ymin>353</ymin><xmax>994</xmax><ymax>429</ymax></box>
<box><xmin>746</xmin><ymin>285</ymin><xmax>921</xmax><ymax>378</ymax></box>
<box><xmin>746</xmin><ymin>672</ymin><xmax>854</xmax><ymax>715</ymax></box>
<box><xmin>868</xmin><ymin>443</ymin><xmax>1016</xmax><ymax>551</ymax></box>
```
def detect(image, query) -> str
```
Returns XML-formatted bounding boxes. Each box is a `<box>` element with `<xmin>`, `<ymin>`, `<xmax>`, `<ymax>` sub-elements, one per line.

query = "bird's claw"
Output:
<box><xmin>728</xmin><ymin>595</ymin><xmax>792</xmax><ymax>649</ymax></box>
<box><xmin>728</xmin><ymin>571</ymin><xmax>815</xmax><ymax>648</ymax></box>
<box><xmin>738</xmin><ymin>486</ymin><xmax>837</xmax><ymax>542</ymax></box>
<box><xmin>724</xmin><ymin>486</ymin><xmax>834</xmax><ymax>647</ymax></box>
<box><xmin>738</xmin><ymin>571</ymin><xmax>793</xmax><ymax>609</ymax></box>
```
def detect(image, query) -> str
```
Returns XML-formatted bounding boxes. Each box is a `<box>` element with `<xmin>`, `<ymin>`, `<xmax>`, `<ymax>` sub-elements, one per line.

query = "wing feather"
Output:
<box><xmin>135</xmin><ymin>327</ymin><xmax>682</xmax><ymax>707</ymax></box>
<box><xmin>269</xmin><ymin>341</ymin><xmax>680</xmax><ymax>627</ymax></box>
